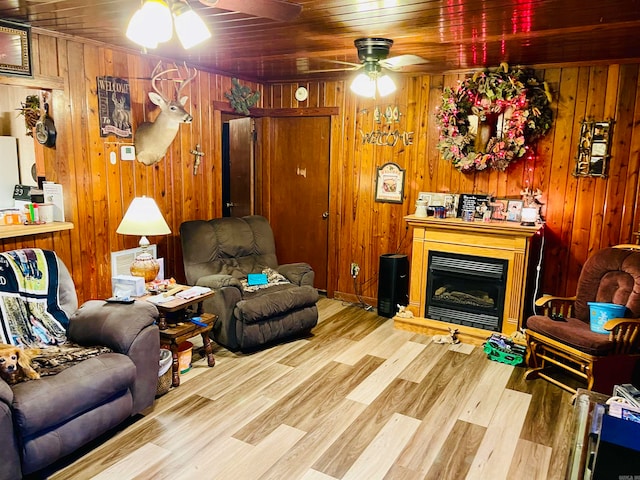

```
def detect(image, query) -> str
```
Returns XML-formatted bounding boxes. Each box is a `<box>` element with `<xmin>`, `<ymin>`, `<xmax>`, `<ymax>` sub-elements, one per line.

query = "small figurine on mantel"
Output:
<box><xmin>520</xmin><ymin>187</ymin><xmax>545</xmax><ymax>221</ymax></box>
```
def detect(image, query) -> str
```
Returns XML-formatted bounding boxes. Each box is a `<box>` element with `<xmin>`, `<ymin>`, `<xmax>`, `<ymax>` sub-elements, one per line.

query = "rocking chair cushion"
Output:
<box><xmin>527</xmin><ymin>315</ymin><xmax>614</xmax><ymax>356</ymax></box>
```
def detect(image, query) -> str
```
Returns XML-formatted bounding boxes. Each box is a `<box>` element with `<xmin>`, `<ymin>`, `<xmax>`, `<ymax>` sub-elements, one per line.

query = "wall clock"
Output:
<box><xmin>295</xmin><ymin>86</ymin><xmax>308</xmax><ymax>101</ymax></box>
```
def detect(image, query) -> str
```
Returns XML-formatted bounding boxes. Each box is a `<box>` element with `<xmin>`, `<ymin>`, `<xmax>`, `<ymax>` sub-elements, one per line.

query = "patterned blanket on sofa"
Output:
<box><xmin>0</xmin><ymin>249</ymin><xmax>112</xmax><ymax>383</ymax></box>
<box><xmin>0</xmin><ymin>249</ymin><xmax>68</xmax><ymax>348</ymax></box>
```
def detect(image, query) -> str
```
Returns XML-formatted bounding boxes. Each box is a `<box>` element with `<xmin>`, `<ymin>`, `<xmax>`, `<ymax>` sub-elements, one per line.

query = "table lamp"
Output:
<box><xmin>116</xmin><ymin>196</ymin><xmax>171</xmax><ymax>282</ymax></box>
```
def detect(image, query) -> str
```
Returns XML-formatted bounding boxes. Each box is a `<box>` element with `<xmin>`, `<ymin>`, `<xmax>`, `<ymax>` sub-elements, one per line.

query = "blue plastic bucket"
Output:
<box><xmin>587</xmin><ymin>302</ymin><xmax>626</xmax><ymax>334</ymax></box>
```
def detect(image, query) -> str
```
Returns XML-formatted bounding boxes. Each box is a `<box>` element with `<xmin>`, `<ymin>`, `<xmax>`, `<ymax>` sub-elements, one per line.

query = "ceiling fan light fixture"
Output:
<box><xmin>126</xmin><ymin>0</ymin><xmax>175</xmax><ymax>48</ymax></box>
<box><xmin>172</xmin><ymin>2</ymin><xmax>211</xmax><ymax>49</ymax></box>
<box><xmin>377</xmin><ymin>74</ymin><xmax>396</xmax><ymax>97</ymax></box>
<box><xmin>126</xmin><ymin>6</ymin><xmax>160</xmax><ymax>48</ymax></box>
<box><xmin>351</xmin><ymin>72</ymin><xmax>376</xmax><ymax>98</ymax></box>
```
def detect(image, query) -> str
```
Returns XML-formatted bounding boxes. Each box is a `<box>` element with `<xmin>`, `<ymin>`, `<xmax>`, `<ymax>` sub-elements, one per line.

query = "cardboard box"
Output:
<box><xmin>112</xmin><ymin>275</ymin><xmax>145</xmax><ymax>298</ymax></box>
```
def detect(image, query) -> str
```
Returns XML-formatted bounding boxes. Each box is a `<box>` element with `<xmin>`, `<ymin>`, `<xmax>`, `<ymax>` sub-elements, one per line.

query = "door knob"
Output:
<box><xmin>226</xmin><ymin>202</ymin><xmax>237</xmax><ymax>208</ymax></box>
<box><xmin>322</xmin><ymin>211</ymin><xmax>329</xmax><ymax>219</ymax></box>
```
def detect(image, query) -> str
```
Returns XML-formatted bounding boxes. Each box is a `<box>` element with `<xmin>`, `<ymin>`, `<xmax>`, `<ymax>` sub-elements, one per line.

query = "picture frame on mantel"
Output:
<box><xmin>375</xmin><ymin>162</ymin><xmax>405</xmax><ymax>204</ymax></box>
<box><xmin>0</xmin><ymin>20</ymin><xmax>32</xmax><ymax>77</ymax></box>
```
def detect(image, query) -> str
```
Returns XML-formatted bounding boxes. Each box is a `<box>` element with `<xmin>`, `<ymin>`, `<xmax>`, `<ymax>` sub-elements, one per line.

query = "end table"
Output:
<box><xmin>159</xmin><ymin>312</ymin><xmax>217</xmax><ymax>387</ymax></box>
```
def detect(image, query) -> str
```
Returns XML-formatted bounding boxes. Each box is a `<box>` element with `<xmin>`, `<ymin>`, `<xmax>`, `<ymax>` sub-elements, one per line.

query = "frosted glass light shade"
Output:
<box><xmin>126</xmin><ymin>0</ymin><xmax>173</xmax><ymax>48</ymax></box>
<box><xmin>350</xmin><ymin>72</ymin><xmax>396</xmax><ymax>98</ymax></box>
<box><xmin>126</xmin><ymin>8</ymin><xmax>159</xmax><ymax>48</ymax></box>
<box><xmin>377</xmin><ymin>74</ymin><xmax>396</xmax><ymax>96</ymax></box>
<box><xmin>173</xmin><ymin>4</ymin><xmax>211</xmax><ymax>49</ymax></box>
<box><xmin>351</xmin><ymin>73</ymin><xmax>376</xmax><ymax>98</ymax></box>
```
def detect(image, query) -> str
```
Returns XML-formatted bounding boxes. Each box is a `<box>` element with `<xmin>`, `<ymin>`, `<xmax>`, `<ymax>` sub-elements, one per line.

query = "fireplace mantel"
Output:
<box><xmin>396</xmin><ymin>215</ymin><xmax>542</xmax><ymax>344</ymax></box>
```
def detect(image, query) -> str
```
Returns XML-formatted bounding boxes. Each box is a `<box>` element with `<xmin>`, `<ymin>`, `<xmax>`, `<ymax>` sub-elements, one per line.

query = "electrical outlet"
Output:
<box><xmin>350</xmin><ymin>262</ymin><xmax>360</xmax><ymax>278</ymax></box>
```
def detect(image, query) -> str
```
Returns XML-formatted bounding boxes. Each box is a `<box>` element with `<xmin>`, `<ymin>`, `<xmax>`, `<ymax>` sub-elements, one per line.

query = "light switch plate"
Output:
<box><xmin>120</xmin><ymin>145</ymin><xmax>136</xmax><ymax>161</ymax></box>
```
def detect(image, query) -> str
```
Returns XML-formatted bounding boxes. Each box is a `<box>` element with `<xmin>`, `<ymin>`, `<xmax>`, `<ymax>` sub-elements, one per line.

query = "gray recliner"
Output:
<box><xmin>180</xmin><ymin>215</ymin><xmax>319</xmax><ymax>351</ymax></box>
<box><xmin>0</xmin><ymin>250</ymin><xmax>160</xmax><ymax>479</ymax></box>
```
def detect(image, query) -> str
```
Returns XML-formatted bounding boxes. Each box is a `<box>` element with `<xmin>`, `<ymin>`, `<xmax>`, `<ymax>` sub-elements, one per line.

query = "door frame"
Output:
<box><xmin>212</xmin><ymin>101</ymin><xmax>339</xmax><ymax>297</ymax></box>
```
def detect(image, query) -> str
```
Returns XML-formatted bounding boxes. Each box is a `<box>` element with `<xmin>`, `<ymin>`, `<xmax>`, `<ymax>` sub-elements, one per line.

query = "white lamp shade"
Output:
<box><xmin>174</xmin><ymin>7</ymin><xmax>211</xmax><ymax>49</ymax></box>
<box><xmin>350</xmin><ymin>73</ymin><xmax>376</xmax><ymax>98</ymax></box>
<box><xmin>116</xmin><ymin>196</ymin><xmax>171</xmax><ymax>236</ymax></box>
<box><xmin>377</xmin><ymin>74</ymin><xmax>397</xmax><ymax>97</ymax></box>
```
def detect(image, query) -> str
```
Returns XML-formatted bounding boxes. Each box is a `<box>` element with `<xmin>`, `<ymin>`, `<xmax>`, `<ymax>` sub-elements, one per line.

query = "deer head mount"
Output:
<box><xmin>134</xmin><ymin>62</ymin><xmax>197</xmax><ymax>166</ymax></box>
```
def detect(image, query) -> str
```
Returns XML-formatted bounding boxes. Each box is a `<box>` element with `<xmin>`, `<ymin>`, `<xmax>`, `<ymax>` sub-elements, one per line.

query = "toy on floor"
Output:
<box><xmin>483</xmin><ymin>333</ymin><xmax>526</xmax><ymax>366</ymax></box>
<box><xmin>0</xmin><ymin>343</ymin><xmax>40</xmax><ymax>385</ymax></box>
<box><xmin>396</xmin><ymin>305</ymin><xmax>414</xmax><ymax>318</ymax></box>
<box><xmin>432</xmin><ymin>327</ymin><xmax>460</xmax><ymax>344</ymax></box>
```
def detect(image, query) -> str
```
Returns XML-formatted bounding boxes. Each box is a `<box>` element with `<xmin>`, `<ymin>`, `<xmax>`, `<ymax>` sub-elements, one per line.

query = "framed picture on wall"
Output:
<box><xmin>0</xmin><ymin>20</ymin><xmax>32</xmax><ymax>77</ymax></box>
<box><xmin>375</xmin><ymin>162</ymin><xmax>405</xmax><ymax>203</ymax></box>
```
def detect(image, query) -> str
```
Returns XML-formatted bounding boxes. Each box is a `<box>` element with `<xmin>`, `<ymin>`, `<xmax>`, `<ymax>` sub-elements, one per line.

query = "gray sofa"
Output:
<box><xmin>180</xmin><ymin>215</ymin><xmax>319</xmax><ymax>351</ymax></box>
<box><xmin>0</xmin><ymin>251</ymin><xmax>160</xmax><ymax>479</ymax></box>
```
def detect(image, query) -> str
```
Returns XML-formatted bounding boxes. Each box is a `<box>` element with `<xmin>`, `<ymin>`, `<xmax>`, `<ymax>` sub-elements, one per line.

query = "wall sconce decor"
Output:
<box><xmin>0</xmin><ymin>20</ymin><xmax>32</xmax><ymax>77</ymax></box>
<box><xmin>574</xmin><ymin>120</ymin><xmax>613</xmax><ymax>177</ymax></box>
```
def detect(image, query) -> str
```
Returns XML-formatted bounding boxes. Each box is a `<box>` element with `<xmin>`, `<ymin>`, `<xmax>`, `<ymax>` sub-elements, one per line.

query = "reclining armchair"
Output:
<box><xmin>525</xmin><ymin>246</ymin><xmax>640</xmax><ymax>394</ymax></box>
<box><xmin>180</xmin><ymin>215</ymin><xmax>319</xmax><ymax>351</ymax></box>
<box><xmin>0</xmin><ymin>249</ymin><xmax>159</xmax><ymax>479</ymax></box>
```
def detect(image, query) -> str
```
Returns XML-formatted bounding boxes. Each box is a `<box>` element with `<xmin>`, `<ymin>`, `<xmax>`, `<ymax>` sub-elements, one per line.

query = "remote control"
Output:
<box><xmin>106</xmin><ymin>297</ymin><xmax>135</xmax><ymax>304</ymax></box>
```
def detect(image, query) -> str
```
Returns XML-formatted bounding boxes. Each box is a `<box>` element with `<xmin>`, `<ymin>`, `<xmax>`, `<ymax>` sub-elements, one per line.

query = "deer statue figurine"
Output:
<box><xmin>134</xmin><ymin>62</ymin><xmax>198</xmax><ymax>166</ymax></box>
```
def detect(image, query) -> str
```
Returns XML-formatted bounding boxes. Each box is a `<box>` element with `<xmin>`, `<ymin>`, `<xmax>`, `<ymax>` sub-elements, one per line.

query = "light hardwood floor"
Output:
<box><xmin>48</xmin><ymin>297</ymin><xmax>574</xmax><ymax>480</ymax></box>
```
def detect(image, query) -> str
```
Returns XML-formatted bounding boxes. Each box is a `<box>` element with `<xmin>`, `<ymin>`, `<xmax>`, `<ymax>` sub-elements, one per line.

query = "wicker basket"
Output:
<box><xmin>156</xmin><ymin>367</ymin><xmax>172</xmax><ymax>397</ymax></box>
<box><xmin>156</xmin><ymin>349</ymin><xmax>173</xmax><ymax>397</ymax></box>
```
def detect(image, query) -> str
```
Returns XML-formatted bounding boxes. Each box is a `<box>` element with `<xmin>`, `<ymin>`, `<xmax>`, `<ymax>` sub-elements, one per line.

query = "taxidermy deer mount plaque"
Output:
<box><xmin>134</xmin><ymin>62</ymin><xmax>197</xmax><ymax>166</ymax></box>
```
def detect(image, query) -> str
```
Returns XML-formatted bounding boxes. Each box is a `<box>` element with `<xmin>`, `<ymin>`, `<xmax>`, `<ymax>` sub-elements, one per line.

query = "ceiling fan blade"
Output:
<box><xmin>381</xmin><ymin>54</ymin><xmax>428</xmax><ymax>69</ymax></box>
<box><xmin>198</xmin><ymin>0</ymin><xmax>302</xmax><ymax>22</ymax></box>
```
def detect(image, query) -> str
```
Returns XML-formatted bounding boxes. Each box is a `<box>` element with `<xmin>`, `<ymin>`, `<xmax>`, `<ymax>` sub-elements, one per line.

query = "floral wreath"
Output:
<box><xmin>435</xmin><ymin>63</ymin><xmax>553</xmax><ymax>173</ymax></box>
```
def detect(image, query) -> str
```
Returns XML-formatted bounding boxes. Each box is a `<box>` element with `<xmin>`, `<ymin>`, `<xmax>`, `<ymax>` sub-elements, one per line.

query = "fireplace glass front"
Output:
<box><xmin>425</xmin><ymin>251</ymin><xmax>508</xmax><ymax>332</ymax></box>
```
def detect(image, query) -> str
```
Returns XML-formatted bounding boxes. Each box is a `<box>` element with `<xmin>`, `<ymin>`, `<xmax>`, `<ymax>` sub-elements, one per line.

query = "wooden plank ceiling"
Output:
<box><xmin>1</xmin><ymin>0</ymin><xmax>640</xmax><ymax>82</ymax></box>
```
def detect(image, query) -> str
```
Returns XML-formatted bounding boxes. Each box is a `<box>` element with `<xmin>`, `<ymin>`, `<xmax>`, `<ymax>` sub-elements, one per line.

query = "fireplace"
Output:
<box><xmin>396</xmin><ymin>215</ymin><xmax>541</xmax><ymax>344</ymax></box>
<box><xmin>426</xmin><ymin>251</ymin><xmax>508</xmax><ymax>332</ymax></box>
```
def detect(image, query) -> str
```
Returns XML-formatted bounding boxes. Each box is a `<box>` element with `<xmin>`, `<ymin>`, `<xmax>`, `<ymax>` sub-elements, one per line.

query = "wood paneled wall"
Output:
<box><xmin>0</xmin><ymin>32</ymin><xmax>261</xmax><ymax>303</ymax></box>
<box><xmin>267</xmin><ymin>65</ymin><xmax>640</xmax><ymax>301</ymax></box>
<box><xmin>2</xmin><ymin>29</ymin><xmax>639</xmax><ymax>305</ymax></box>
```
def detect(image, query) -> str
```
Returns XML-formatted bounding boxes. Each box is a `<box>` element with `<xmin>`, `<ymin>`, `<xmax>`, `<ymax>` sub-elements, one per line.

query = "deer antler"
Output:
<box><xmin>174</xmin><ymin>62</ymin><xmax>198</xmax><ymax>98</ymax></box>
<box><xmin>151</xmin><ymin>61</ymin><xmax>179</xmax><ymax>102</ymax></box>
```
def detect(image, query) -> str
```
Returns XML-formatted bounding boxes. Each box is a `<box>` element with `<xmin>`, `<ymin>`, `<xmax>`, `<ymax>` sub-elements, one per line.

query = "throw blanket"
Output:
<box><xmin>31</xmin><ymin>342</ymin><xmax>112</xmax><ymax>377</ymax></box>
<box><xmin>0</xmin><ymin>249</ymin><xmax>68</xmax><ymax>348</ymax></box>
<box><xmin>241</xmin><ymin>267</ymin><xmax>290</xmax><ymax>293</ymax></box>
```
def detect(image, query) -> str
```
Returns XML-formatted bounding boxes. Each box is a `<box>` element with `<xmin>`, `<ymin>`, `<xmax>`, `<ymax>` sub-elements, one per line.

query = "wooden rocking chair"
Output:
<box><xmin>525</xmin><ymin>247</ymin><xmax>640</xmax><ymax>394</ymax></box>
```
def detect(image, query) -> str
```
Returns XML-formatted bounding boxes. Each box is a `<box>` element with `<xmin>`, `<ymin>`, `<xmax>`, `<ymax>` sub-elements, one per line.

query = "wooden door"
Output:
<box><xmin>268</xmin><ymin>116</ymin><xmax>330</xmax><ymax>290</ymax></box>
<box><xmin>228</xmin><ymin>117</ymin><xmax>254</xmax><ymax>217</ymax></box>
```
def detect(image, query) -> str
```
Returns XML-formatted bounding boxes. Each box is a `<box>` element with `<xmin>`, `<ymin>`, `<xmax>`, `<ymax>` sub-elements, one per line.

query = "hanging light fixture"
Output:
<box><xmin>172</xmin><ymin>1</ymin><xmax>212</xmax><ymax>49</ymax></box>
<box><xmin>126</xmin><ymin>0</ymin><xmax>211</xmax><ymax>50</ymax></box>
<box><xmin>350</xmin><ymin>61</ymin><xmax>396</xmax><ymax>98</ymax></box>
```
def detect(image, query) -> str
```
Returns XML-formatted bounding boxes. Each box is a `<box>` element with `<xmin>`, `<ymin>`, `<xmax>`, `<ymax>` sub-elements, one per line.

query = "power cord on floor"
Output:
<box><xmin>341</xmin><ymin>275</ymin><xmax>374</xmax><ymax>311</ymax></box>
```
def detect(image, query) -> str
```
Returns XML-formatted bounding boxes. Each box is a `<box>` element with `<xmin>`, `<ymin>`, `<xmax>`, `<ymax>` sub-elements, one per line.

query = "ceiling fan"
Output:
<box><xmin>301</xmin><ymin>38</ymin><xmax>428</xmax><ymax>75</ymax></box>
<box><xmin>197</xmin><ymin>0</ymin><xmax>302</xmax><ymax>22</ymax></box>
<box><xmin>352</xmin><ymin>38</ymin><xmax>428</xmax><ymax>71</ymax></box>
<box><xmin>320</xmin><ymin>38</ymin><xmax>429</xmax><ymax>97</ymax></box>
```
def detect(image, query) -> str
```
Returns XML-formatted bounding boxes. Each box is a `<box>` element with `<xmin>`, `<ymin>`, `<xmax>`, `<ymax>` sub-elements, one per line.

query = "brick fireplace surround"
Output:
<box><xmin>396</xmin><ymin>215</ymin><xmax>542</xmax><ymax>344</ymax></box>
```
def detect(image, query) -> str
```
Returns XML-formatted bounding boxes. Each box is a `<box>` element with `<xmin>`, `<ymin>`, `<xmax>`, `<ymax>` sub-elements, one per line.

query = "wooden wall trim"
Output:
<box><xmin>0</xmin><ymin>74</ymin><xmax>64</xmax><ymax>90</ymax></box>
<box><xmin>213</xmin><ymin>101</ymin><xmax>338</xmax><ymax>117</ymax></box>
